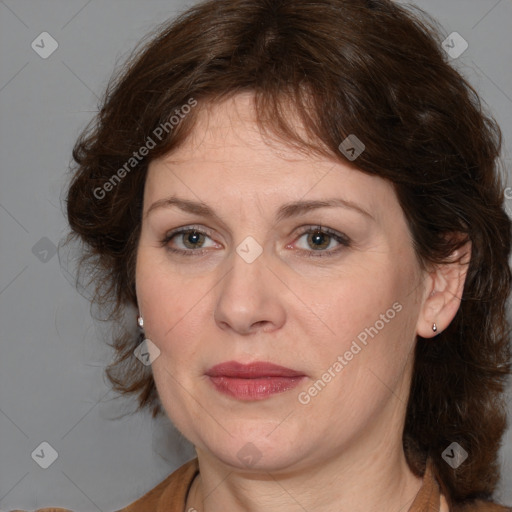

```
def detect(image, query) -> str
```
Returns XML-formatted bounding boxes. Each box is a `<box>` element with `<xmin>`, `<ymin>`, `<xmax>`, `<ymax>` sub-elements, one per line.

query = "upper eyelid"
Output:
<box><xmin>163</xmin><ymin>225</ymin><xmax>349</xmax><ymax>247</ymax></box>
<box><xmin>164</xmin><ymin>224</ymin><xmax>341</xmax><ymax>237</ymax></box>
<box><xmin>164</xmin><ymin>224</ymin><xmax>216</xmax><ymax>239</ymax></box>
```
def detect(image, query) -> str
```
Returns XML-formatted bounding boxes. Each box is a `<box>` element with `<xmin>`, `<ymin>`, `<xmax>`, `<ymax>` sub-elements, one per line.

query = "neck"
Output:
<box><xmin>186</xmin><ymin>437</ymin><xmax>423</xmax><ymax>512</ymax></box>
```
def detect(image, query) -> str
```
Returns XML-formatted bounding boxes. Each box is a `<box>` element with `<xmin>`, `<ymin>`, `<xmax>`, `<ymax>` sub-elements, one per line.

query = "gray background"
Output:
<box><xmin>0</xmin><ymin>0</ymin><xmax>511</xmax><ymax>510</ymax></box>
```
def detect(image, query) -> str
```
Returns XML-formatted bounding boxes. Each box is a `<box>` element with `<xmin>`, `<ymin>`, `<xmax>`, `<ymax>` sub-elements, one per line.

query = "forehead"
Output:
<box><xmin>167</xmin><ymin>92</ymin><xmax>313</xmax><ymax>163</ymax></box>
<box><xmin>144</xmin><ymin>93</ymin><xmax>399</xmax><ymax>223</ymax></box>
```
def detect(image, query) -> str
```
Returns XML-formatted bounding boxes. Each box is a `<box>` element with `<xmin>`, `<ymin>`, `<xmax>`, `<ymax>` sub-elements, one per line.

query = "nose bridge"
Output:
<box><xmin>213</xmin><ymin>238</ymin><xmax>285</xmax><ymax>333</ymax></box>
<box><xmin>224</xmin><ymin>237</ymin><xmax>266</xmax><ymax>298</ymax></box>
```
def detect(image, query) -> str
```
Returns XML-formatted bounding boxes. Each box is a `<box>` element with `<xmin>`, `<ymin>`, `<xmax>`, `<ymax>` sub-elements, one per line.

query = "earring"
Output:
<box><xmin>137</xmin><ymin>315</ymin><xmax>144</xmax><ymax>328</ymax></box>
<box><xmin>432</xmin><ymin>323</ymin><xmax>437</xmax><ymax>333</ymax></box>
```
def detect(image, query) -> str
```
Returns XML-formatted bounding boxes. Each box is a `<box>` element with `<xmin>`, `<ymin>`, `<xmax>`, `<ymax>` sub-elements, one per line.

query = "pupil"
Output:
<box><xmin>185</xmin><ymin>231</ymin><xmax>202</xmax><ymax>248</ymax></box>
<box><xmin>309</xmin><ymin>231</ymin><xmax>329</xmax><ymax>250</ymax></box>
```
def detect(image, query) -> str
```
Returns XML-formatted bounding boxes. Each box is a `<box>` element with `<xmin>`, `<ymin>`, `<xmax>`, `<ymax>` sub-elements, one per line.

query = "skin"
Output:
<box><xmin>135</xmin><ymin>92</ymin><xmax>467</xmax><ymax>512</ymax></box>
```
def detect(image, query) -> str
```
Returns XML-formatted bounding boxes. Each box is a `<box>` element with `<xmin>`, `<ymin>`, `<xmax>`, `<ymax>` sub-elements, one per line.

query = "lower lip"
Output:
<box><xmin>208</xmin><ymin>376</ymin><xmax>305</xmax><ymax>400</ymax></box>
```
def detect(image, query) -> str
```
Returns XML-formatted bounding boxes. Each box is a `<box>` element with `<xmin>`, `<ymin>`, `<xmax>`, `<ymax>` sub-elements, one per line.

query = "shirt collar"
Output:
<box><xmin>407</xmin><ymin>457</ymin><xmax>441</xmax><ymax>512</ymax></box>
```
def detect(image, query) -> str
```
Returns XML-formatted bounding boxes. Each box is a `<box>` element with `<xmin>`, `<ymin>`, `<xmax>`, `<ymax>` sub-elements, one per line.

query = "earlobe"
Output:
<box><xmin>416</xmin><ymin>240</ymin><xmax>471</xmax><ymax>339</ymax></box>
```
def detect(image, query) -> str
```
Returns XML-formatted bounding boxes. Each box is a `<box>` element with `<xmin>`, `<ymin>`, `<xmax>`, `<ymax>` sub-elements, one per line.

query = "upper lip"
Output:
<box><xmin>205</xmin><ymin>361</ymin><xmax>305</xmax><ymax>378</ymax></box>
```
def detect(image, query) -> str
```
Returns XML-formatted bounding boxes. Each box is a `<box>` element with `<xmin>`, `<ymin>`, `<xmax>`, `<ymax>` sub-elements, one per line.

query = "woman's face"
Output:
<box><xmin>136</xmin><ymin>93</ymin><xmax>428</xmax><ymax>473</ymax></box>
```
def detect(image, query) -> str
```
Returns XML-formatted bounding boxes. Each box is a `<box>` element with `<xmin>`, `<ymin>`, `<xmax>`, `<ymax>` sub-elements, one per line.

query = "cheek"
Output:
<box><xmin>299</xmin><ymin>262</ymin><xmax>402</xmax><ymax>340</ymax></box>
<box><xmin>135</xmin><ymin>256</ymin><xmax>218</xmax><ymax>389</ymax></box>
<box><xmin>296</xmin><ymin>285</ymin><xmax>418</xmax><ymax>431</ymax></box>
<box><xmin>136</xmin><ymin>255</ymin><xmax>179</xmax><ymax>351</ymax></box>
<box><xmin>300</xmin><ymin>255</ymin><xmax>420</xmax><ymax>380</ymax></box>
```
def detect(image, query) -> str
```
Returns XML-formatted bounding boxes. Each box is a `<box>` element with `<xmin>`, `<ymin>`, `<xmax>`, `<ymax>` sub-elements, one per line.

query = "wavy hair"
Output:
<box><xmin>63</xmin><ymin>0</ymin><xmax>511</xmax><ymax>506</ymax></box>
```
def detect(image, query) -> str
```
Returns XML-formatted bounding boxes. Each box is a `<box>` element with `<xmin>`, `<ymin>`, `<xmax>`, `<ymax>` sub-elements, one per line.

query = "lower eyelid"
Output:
<box><xmin>161</xmin><ymin>227</ymin><xmax>350</xmax><ymax>255</ymax></box>
<box><xmin>292</xmin><ymin>238</ymin><xmax>349</xmax><ymax>258</ymax></box>
<box><xmin>163</xmin><ymin>232</ymin><xmax>218</xmax><ymax>253</ymax></box>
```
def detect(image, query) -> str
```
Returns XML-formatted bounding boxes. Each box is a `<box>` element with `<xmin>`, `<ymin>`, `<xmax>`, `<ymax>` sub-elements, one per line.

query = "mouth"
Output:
<box><xmin>205</xmin><ymin>361</ymin><xmax>306</xmax><ymax>401</ymax></box>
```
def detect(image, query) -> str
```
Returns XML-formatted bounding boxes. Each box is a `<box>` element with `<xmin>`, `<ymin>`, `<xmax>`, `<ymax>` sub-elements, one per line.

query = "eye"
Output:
<box><xmin>160</xmin><ymin>224</ymin><xmax>351</xmax><ymax>258</ymax></box>
<box><xmin>161</xmin><ymin>226</ymin><xmax>218</xmax><ymax>255</ymax></box>
<box><xmin>292</xmin><ymin>226</ymin><xmax>351</xmax><ymax>257</ymax></box>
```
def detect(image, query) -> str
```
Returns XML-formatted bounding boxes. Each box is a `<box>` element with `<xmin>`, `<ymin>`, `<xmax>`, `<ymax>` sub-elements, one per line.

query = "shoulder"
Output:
<box><xmin>8</xmin><ymin>458</ymin><xmax>200</xmax><ymax>512</ymax></box>
<box><xmin>114</xmin><ymin>457</ymin><xmax>199</xmax><ymax>512</ymax></box>
<box><xmin>453</xmin><ymin>499</ymin><xmax>511</xmax><ymax>511</ymax></box>
<box><xmin>10</xmin><ymin>509</ymin><xmax>73</xmax><ymax>512</ymax></box>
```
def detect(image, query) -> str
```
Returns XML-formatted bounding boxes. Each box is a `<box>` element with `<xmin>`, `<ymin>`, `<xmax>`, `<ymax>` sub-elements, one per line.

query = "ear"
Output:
<box><xmin>416</xmin><ymin>239</ymin><xmax>472</xmax><ymax>338</ymax></box>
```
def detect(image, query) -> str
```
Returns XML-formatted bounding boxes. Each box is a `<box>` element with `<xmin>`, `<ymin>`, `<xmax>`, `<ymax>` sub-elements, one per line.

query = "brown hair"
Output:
<box><xmin>63</xmin><ymin>0</ymin><xmax>511</xmax><ymax>506</ymax></box>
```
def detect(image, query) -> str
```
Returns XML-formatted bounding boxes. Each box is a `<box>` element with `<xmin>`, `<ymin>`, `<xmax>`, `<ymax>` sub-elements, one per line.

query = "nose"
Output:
<box><xmin>213</xmin><ymin>246</ymin><xmax>286</xmax><ymax>335</ymax></box>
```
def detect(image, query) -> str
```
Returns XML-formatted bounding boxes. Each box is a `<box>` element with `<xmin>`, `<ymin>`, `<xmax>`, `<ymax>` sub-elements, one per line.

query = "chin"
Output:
<box><xmin>193</xmin><ymin>424</ymin><xmax>312</xmax><ymax>473</ymax></box>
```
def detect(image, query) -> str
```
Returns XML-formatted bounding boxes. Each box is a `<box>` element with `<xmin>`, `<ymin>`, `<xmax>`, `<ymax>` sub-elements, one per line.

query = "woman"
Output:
<box><xmin>18</xmin><ymin>0</ymin><xmax>511</xmax><ymax>510</ymax></box>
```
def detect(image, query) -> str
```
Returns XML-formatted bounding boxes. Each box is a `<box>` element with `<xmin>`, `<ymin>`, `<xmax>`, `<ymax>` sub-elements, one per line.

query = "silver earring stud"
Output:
<box><xmin>432</xmin><ymin>323</ymin><xmax>437</xmax><ymax>333</ymax></box>
<box><xmin>137</xmin><ymin>315</ymin><xmax>144</xmax><ymax>328</ymax></box>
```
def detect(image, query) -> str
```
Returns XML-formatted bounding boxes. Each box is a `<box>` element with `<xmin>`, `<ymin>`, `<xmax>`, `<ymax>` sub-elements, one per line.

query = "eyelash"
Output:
<box><xmin>160</xmin><ymin>224</ymin><xmax>351</xmax><ymax>259</ymax></box>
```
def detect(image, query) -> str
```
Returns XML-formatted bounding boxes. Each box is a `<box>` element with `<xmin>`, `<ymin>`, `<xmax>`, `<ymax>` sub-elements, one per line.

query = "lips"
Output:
<box><xmin>205</xmin><ymin>361</ymin><xmax>305</xmax><ymax>400</ymax></box>
<box><xmin>206</xmin><ymin>361</ymin><xmax>305</xmax><ymax>378</ymax></box>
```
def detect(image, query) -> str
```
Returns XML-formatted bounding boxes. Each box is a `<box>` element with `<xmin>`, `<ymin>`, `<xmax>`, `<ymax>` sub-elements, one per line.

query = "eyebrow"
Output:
<box><xmin>145</xmin><ymin>196</ymin><xmax>374</xmax><ymax>221</ymax></box>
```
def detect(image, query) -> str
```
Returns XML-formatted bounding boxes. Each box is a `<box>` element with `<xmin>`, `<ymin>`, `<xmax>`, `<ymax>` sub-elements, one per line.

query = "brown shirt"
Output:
<box><xmin>9</xmin><ymin>457</ymin><xmax>510</xmax><ymax>512</ymax></box>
